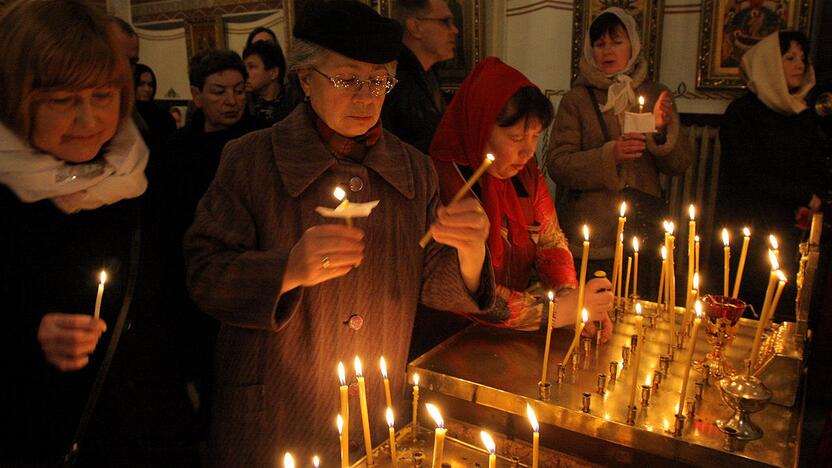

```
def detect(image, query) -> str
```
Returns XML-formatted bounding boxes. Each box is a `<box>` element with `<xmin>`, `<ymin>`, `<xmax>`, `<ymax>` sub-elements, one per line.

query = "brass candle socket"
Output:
<box><xmin>582</xmin><ymin>336</ymin><xmax>593</xmax><ymax>357</ymax></box>
<box><xmin>622</xmin><ymin>346</ymin><xmax>631</xmax><ymax>367</ymax></box>
<box><xmin>597</xmin><ymin>374</ymin><xmax>607</xmax><ymax>394</ymax></box>
<box><xmin>412</xmin><ymin>451</ymin><xmax>425</xmax><ymax>467</ymax></box>
<box><xmin>640</xmin><ymin>384</ymin><xmax>651</xmax><ymax>407</ymax></box>
<box><xmin>723</xmin><ymin>428</ymin><xmax>739</xmax><ymax>452</ymax></box>
<box><xmin>581</xmin><ymin>392</ymin><xmax>591</xmax><ymax>413</ymax></box>
<box><xmin>675</xmin><ymin>330</ymin><xmax>686</xmax><ymax>350</ymax></box>
<box><xmin>695</xmin><ymin>381</ymin><xmax>705</xmax><ymax>400</ymax></box>
<box><xmin>659</xmin><ymin>355</ymin><xmax>671</xmax><ymax>376</ymax></box>
<box><xmin>572</xmin><ymin>352</ymin><xmax>580</xmax><ymax>371</ymax></box>
<box><xmin>666</xmin><ymin>343</ymin><xmax>675</xmax><ymax>361</ymax></box>
<box><xmin>685</xmin><ymin>398</ymin><xmax>697</xmax><ymax>420</ymax></box>
<box><xmin>652</xmin><ymin>370</ymin><xmax>662</xmax><ymax>391</ymax></box>
<box><xmin>538</xmin><ymin>381</ymin><xmax>551</xmax><ymax>401</ymax></box>
<box><xmin>630</xmin><ymin>334</ymin><xmax>639</xmax><ymax>353</ymax></box>
<box><xmin>609</xmin><ymin>361</ymin><xmax>619</xmax><ymax>382</ymax></box>
<box><xmin>626</xmin><ymin>405</ymin><xmax>637</xmax><ymax>425</ymax></box>
<box><xmin>556</xmin><ymin>363</ymin><xmax>566</xmax><ymax>384</ymax></box>
<box><xmin>673</xmin><ymin>413</ymin><xmax>686</xmax><ymax>437</ymax></box>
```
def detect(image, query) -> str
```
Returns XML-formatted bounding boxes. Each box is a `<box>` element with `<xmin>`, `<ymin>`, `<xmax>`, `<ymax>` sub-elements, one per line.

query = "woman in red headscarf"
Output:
<box><xmin>430</xmin><ymin>57</ymin><xmax>614</xmax><ymax>336</ymax></box>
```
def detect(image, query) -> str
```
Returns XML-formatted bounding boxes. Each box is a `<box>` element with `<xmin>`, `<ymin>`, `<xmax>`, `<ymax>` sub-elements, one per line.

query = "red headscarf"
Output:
<box><xmin>429</xmin><ymin>57</ymin><xmax>537</xmax><ymax>272</ymax></box>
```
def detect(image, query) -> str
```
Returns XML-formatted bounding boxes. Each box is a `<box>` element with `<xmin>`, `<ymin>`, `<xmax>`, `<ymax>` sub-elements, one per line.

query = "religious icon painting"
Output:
<box><xmin>696</xmin><ymin>0</ymin><xmax>814</xmax><ymax>90</ymax></box>
<box><xmin>570</xmin><ymin>0</ymin><xmax>665</xmax><ymax>84</ymax></box>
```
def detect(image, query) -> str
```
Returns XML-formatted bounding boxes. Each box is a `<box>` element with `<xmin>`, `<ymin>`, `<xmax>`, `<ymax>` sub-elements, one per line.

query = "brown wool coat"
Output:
<box><xmin>184</xmin><ymin>105</ymin><xmax>495</xmax><ymax>465</ymax></box>
<box><xmin>546</xmin><ymin>58</ymin><xmax>693</xmax><ymax>259</ymax></box>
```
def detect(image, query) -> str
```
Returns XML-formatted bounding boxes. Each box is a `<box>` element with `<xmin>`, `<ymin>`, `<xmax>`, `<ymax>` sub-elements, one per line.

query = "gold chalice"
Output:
<box><xmin>693</xmin><ymin>295</ymin><xmax>747</xmax><ymax>379</ymax></box>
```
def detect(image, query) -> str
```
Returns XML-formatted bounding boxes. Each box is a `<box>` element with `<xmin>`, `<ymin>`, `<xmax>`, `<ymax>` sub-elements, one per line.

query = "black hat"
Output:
<box><xmin>293</xmin><ymin>0</ymin><xmax>402</xmax><ymax>64</ymax></box>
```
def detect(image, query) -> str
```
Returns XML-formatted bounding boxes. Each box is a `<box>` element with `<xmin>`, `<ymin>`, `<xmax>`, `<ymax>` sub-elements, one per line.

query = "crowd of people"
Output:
<box><xmin>0</xmin><ymin>0</ymin><xmax>828</xmax><ymax>466</ymax></box>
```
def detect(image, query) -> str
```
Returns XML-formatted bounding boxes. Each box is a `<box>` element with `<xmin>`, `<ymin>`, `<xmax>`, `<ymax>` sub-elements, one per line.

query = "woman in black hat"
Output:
<box><xmin>184</xmin><ymin>0</ymin><xmax>496</xmax><ymax>463</ymax></box>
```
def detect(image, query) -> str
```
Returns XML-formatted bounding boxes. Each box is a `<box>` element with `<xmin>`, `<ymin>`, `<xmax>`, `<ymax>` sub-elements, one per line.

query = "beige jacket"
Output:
<box><xmin>545</xmin><ymin>58</ymin><xmax>693</xmax><ymax>259</ymax></box>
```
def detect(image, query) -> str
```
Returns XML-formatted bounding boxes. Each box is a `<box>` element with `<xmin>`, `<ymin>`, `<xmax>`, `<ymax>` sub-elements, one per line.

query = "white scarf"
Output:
<box><xmin>582</xmin><ymin>7</ymin><xmax>643</xmax><ymax>115</ymax></box>
<box><xmin>742</xmin><ymin>32</ymin><xmax>816</xmax><ymax>116</ymax></box>
<box><xmin>0</xmin><ymin>120</ymin><xmax>149</xmax><ymax>213</ymax></box>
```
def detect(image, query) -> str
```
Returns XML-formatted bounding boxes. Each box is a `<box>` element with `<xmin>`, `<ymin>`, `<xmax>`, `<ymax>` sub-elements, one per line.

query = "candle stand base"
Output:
<box><xmin>626</xmin><ymin>405</ymin><xmax>637</xmax><ymax>425</ymax></box>
<box><xmin>581</xmin><ymin>392</ymin><xmax>591</xmax><ymax>413</ymax></box>
<box><xmin>537</xmin><ymin>381</ymin><xmax>551</xmax><ymax>401</ymax></box>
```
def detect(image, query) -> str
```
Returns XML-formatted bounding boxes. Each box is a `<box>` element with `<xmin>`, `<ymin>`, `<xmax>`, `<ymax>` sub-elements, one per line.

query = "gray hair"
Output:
<box><xmin>287</xmin><ymin>38</ymin><xmax>397</xmax><ymax>77</ymax></box>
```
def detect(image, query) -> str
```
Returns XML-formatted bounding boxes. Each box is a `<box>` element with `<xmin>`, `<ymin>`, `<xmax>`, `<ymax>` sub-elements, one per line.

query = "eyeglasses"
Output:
<box><xmin>415</xmin><ymin>16</ymin><xmax>456</xmax><ymax>29</ymax></box>
<box><xmin>310</xmin><ymin>67</ymin><xmax>398</xmax><ymax>97</ymax></box>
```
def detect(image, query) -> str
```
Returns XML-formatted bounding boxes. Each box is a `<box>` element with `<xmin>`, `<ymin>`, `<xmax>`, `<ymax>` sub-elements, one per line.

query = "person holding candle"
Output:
<box><xmin>184</xmin><ymin>1</ymin><xmax>496</xmax><ymax>464</ymax></box>
<box><xmin>545</xmin><ymin>8</ymin><xmax>692</xmax><ymax>295</ymax></box>
<box><xmin>0</xmin><ymin>1</ymin><xmax>200</xmax><ymax>465</ymax></box>
<box><xmin>716</xmin><ymin>30</ymin><xmax>827</xmax><ymax>321</ymax></box>
<box><xmin>425</xmin><ymin>57</ymin><xmax>614</xmax><ymax>346</ymax></box>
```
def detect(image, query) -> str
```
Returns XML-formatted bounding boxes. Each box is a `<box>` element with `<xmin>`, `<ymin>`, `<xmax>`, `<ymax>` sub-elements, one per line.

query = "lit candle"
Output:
<box><xmin>337</xmin><ymin>415</ymin><xmax>348</xmax><ymax>468</ymax></box>
<box><xmin>678</xmin><ymin>302</ymin><xmax>703</xmax><ymax>413</ymax></box>
<box><xmin>419</xmin><ymin>153</ymin><xmax>495</xmax><ymax>247</ymax></box>
<box><xmin>769</xmin><ymin>235</ymin><xmax>780</xmax><ymax>264</ymax></box>
<box><xmin>562</xmin><ymin>309</ymin><xmax>588</xmax><ymax>366</ymax></box>
<box><xmin>540</xmin><ymin>291</ymin><xmax>556</xmax><ymax>383</ymax></box>
<box><xmin>722</xmin><ymin>228</ymin><xmax>731</xmax><ymax>296</ymax></box>
<box><xmin>694</xmin><ymin>235</ymin><xmax>700</xmax><ymax>274</ymax></box>
<box><xmin>283</xmin><ymin>452</ymin><xmax>294</xmax><ymax>468</ymax></box>
<box><xmin>386</xmin><ymin>407</ymin><xmax>398</xmax><ymax>467</ymax></box>
<box><xmin>623</xmin><ymin>255</ymin><xmax>632</xmax><ymax>305</ymax></box>
<box><xmin>628</xmin><ymin>304</ymin><xmax>645</xmax><ymax>408</ymax></box>
<box><xmin>337</xmin><ymin>362</ymin><xmax>349</xmax><ymax>459</ymax></box>
<box><xmin>732</xmin><ymin>227</ymin><xmax>751</xmax><ymax>298</ymax></box>
<box><xmin>767</xmin><ymin>270</ymin><xmax>788</xmax><ymax>328</ymax></box>
<box><xmin>380</xmin><ymin>356</ymin><xmax>392</xmax><ymax>410</ymax></box>
<box><xmin>333</xmin><ymin>187</ymin><xmax>352</xmax><ymax>227</ymax></box>
<box><xmin>615</xmin><ymin>233</ymin><xmax>624</xmax><ymax>306</ymax></box>
<box><xmin>750</xmin><ymin>252</ymin><xmax>780</xmax><ymax>367</ymax></box>
<box><xmin>93</xmin><ymin>270</ymin><xmax>107</xmax><ymax>319</ymax></box>
<box><xmin>411</xmin><ymin>374</ymin><xmax>419</xmax><ymax>437</ymax></box>
<box><xmin>612</xmin><ymin>202</ymin><xmax>627</xmax><ymax>308</ymax></box>
<box><xmin>354</xmin><ymin>356</ymin><xmax>374</xmax><ymax>465</ymax></box>
<box><xmin>481</xmin><ymin>431</ymin><xmax>497</xmax><ymax>468</ymax></box>
<box><xmin>526</xmin><ymin>404</ymin><xmax>539</xmax><ymax>468</ymax></box>
<box><xmin>575</xmin><ymin>225</ymin><xmax>590</xmax><ymax>323</ymax></box>
<box><xmin>664</xmin><ymin>222</ymin><xmax>676</xmax><ymax>346</ymax></box>
<box><xmin>686</xmin><ymin>206</ymin><xmax>696</xmax><ymax>315</ymax></box>
<box><xmin>638</xmin><ymin>95</ymin><xmax>645</xmax><ymax>113</ymax></box>
<box><xmin>632</xmin><ymin>237</ymin><xmax>640</xmax><ymax>299</ymax></box>
<box><xmin>313</xmin><ymin>455</ymin><xmax>320</xmax><ymax>468</ymax></box>
<box><xmin>426</xmin><ymin>403</ymin><xmax>446</xmax><ymax>467</ymax></box>
<box><xmin>657</xmin><ymin>246</ymin><xmax>667</xmax><ymax>311</ymax></box>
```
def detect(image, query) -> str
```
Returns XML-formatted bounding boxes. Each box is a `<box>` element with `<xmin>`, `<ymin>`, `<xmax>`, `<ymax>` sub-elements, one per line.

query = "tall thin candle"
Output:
<box><xmin>632</xmin><ymin>237</ymin><xmax>640</xmax><ymax>299</ymax></box>
<box><xmin>337</xmin><ymin>415</ymin><xmax>348</xmax><ymax>468</ymax></box>
<box><xmin>623</xmin><ymin>256</ymin><xmax>632</xmax><ymax>306</ymax></box>
<box><xmin>562</xmin><ymin>309</ymin><xmax>588</xmax><ymax>366</ymax></box>
<box><xmin>283</xmin><ymin>452</ymin><xmax>294</xmax><ymax>468</ymax></box>
<box><xmin>686</xmin><ymin>206</ymin><xmax>696</xmax><ymax>317</ymax></box>
<box><xmin>766</xmin><ymin>270</ymin><xmax>788</xmax><ymax>329</ymax></box>
<box><xmin>694</xmin><ymin>235</ymin><xmax>700</xmax><ymax>274</ymax></box>
<box><xmin>386</xmin><ymin>408</ymin><xmax>398</xmax><ymax>467</ymax></box>
<box><xmin>628</xmin><ymin>304</ymin><xmax>645</xmax><ymax>408</ymax></box>
<box><xmin>722</xmin><ymin>228</ymin><xmax>731</xmax><ymax>296</ymax></box>
<box><xmin>769</xmin><ymin>235</ymin><xmax>780</xmax><ymax>264</ymax></box>
<box><xmin>426</xmin><ymin>404</ymin><xmax>446</xmax><ymax>467</ymax></box>
<box><xmin>481</xmin><ymin>431</ymin><xmax>497</xmax><ymax>468</ymax></box>
<box><xmin>527</xmin><ymin>404</ymin><xmax>539</xmax><ymax>468</ymax></box>
<box><xmin>411</xmin><ymin>374</ymin><xmax>420</xmax><ymax>438</ymax></box>
<box><xmin>657</xmin><ymin>246</ymin><xmax>667</xmax><ymax>311</ymax></box>
<box><xmin>677</xmin><ymin>302</ymin><xmax>703</xmax><ymax>414</ymax></box>
<box><xmin>93</xmin><ymin>270</ymin><xmax>107</xmax><ymax>319</ymax></box>
<box><xmin>732</xmin><ymin>227</ymin><xmax>751</xmax><ymax>298</ymax></box>
<box><xmin>575</xmin><ymin>225</ymin><xmax>590</xmax><ymax>323</ymax></box>
<box><xmin>750</xmin><ymin>252</ymin><xmax>780</xmax><ymax>367</ymax></box>
<box><xmin>612</xmin><ymin>203</ymin><xmax>627</xmax><ymax>307</ymax></box>
<box><xmin>665</xmin><ymin>222</ymin><xmax>676</xmax><ymax>346</ymax></box>
<box><xmin>540</xmin><ymin>292</ymin><xmax>556</xmax><ymax>382</ymax></box>
<box><xmin>380</xmin><ymin>356</ymin><xmax>392</xmax><ymax>410</ymax></box>
<box><xmin>615</xmin><ymin>233</ymin><xmax>624</xmax><ymax>306</ymax></box>
<box><xmin>354</xmin><ymin>356</ymin><xmax>374</xmax><ymax>465</ymax></box>
<box><xmin>337</xmin><ymin>362</ymin><xmax>349</xmax><ymax>459</ymax></box>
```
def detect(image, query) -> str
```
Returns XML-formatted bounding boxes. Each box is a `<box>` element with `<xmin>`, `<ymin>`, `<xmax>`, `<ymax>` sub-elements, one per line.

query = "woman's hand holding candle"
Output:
<box><xmin>429</xmin><ymin>197</ymin><xmax>490</xmax><ymax>293</ymax></box>
<box><xmin>38</xmin><ymin>313</ymin><xmax>107</xmax><ymax>371</ymax></box>
<box><xmin>281</xmin><ymin>224</ymin><xmax>365</xmax><ymax>294</ymax></box>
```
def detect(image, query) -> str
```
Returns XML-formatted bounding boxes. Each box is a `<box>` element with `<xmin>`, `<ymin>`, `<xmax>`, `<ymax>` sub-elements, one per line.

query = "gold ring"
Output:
<box><xmin>321</xmin><ymin>255</ymin><xmax>331</xmax><ymax>269</ymax></box>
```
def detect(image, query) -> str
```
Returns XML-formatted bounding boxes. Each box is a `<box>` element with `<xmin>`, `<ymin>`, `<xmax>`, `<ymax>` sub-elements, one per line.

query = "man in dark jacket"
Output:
<box><xmin>381</xmin><ymin>0</ymin><xmax>458</xmax><ymax>154</ymax></box>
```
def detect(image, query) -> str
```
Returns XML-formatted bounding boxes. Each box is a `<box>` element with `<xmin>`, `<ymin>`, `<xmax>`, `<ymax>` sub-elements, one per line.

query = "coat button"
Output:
<box><xmin>348</xmin><ymin>176</ymin><xmax>364</xmax><ymax>192</ymax></box>
<box><xmin>348</xmin><ymin>314</ymin><xmax>364</xmax><ymax>331</ymax></box>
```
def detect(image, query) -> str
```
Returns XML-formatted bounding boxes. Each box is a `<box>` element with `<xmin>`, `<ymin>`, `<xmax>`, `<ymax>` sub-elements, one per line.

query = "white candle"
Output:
<box><xmin>386</xmin><ymin>407</ymin><xmax>398</xmax><ymax>467</ymax></box>
<box><xmin>380</xmin><ymin>356</ymin><xmax>392</xmax><ymax>410</ymax></box>
<box><xmin>632</xmin><ymin>237</ymin><xmax>640</xmax><ymax>299</ymax></box>
<box><xmin>354</xmin><ymin>356</ymin><xmax>374</xmax><ymax>465</ymax></box>
<box><xmin>527</xmin><ymin>404</ymin><xmax>539</xmax><ymax>468</ymax></box>
<box><xmin>767</xmin><ymin>270</ymin><xmax>788</xmax><ymax>328</ymax></box>
<box><xmin>411</xmin><ymin>374</ymin><xmax>420</xmax><ymax>435</ymax></box>
<box><xmin>664</xmin><ymin>222</ymin><xmax>676</xmax><ymax>345</ymax></box>
<box><xmin>426</xmin><ymin>403</ymin><xmax>446</xmax><ymax>467</ymax></box>
<box><xmin>638</xmin><ymin>95</ymin><xmax>645</xmax><ymax>113</ymax></box>
<box><xmin>678</xmin><ymin>302</ymin><xmax>703</xmax><ymax>413</ymax></box>
<box><xmin>93</xmin><ymin>270</ymin><xmax>107</xmax><ymax>319</ymax></box>
<box><xmin>732</xmin><ymin>227</ymin><xmax>751</xmax><ymax>298</ymax></box>
<box><xmin>333</xmin><ymin>187</ymin><xmax>352</xmax><ymax>227</ymax></box>
<box><xmin>686</xmin><ymin>206</ymin><xmax>696</xmax><ymax>316</ymax></box>
<box><xmin>722</xmin><ymin>228</ymin><xmax>731</xmax><ymax>296</ymax></box>
<box><xmin>481</xmin><ymin>431</ymin><xmax>497</xmax><ymax>468</ymax></box>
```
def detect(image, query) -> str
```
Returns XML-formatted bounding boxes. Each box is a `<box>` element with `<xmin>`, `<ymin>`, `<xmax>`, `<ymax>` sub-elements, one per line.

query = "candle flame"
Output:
<box><xmin>337</xmin><ymin>415</ymin><xmax>344</xmax><ymax>434</ymax></box>
<box><xmin>661</xmin><ymin>245</ymin><xmax>667</xmax><ymax>260</ymax></box>
<box><xmin>380</xmin><ymin>356</ymin><xmax>388</xmax><ymax>379</ymax></box>
<box><xmin>99</xmin><ymin>270</ymin><xmax>107</xmax><ymax>284</ymax></box>
<box><xmin>284</xmin><ymin>453</ymin><xmax>295</xmax><ymax>468</ymax></box>
<box><xmin>675</xmin><ymin>403</ymin><xmax>680</xmax><ymax>414</ymax></box>
<box><xmin>769</xmin><ymin>235</ymin><xmax>779</xmax><ymax>250</ymax></box>
<box><xmin>386</xmin><ymin>407</ymin><xmax>395</xmax><ymax>428</ymax></box>
<box><xmin>777</xmin><ymin>270</ymin><xmax>787</xmax><ymax>282</ymax></box>
<box><xmin>695</xmin><ymin>235</ymin><xmax>700</xmax><ymax>243</ymax></box>
<box><xmin>604</xmin><ymin>413</ymin><xmax>611</xmax><ymax>421</ymax></box>
<box><xmin>635</xmin><ymin>302</ymin><xmax>642</xmax><ymax>316</ymax></box>
<box><xmin>638</xmin><ymin>95</ymin><xmax>645</xmax><ymax>106</ymax></box>
<box><xmin>526</xmin><ymin>404</ymin><xmax>539</xmax><ymax>432</ymax></box>
<box><xmin>743</xmin><ymin>227</ymin><xmax>751</xmax><ymax>237</ymax></box>
<box><xmin>547</xmin><ymin>290</ymin><xmax>554</xmax><ymax>301</ymax></box>
<box><xmin>722</xmin><ymin>228</ymin><xmax>730</xmax><ymax>246</ymax></box>
<box><xmin>663</xmin><ymin>419</ymin><xmax>670</xmax><ymax>431</ymax></box>
<box><xmin>664</xmin><ymin>221</ymin><xmax>675</xmax><ymax>235</ymax></box>
<box><xmin>333</xmin><ymin>187</ymin><xmax>346</xmax><ymax>202</ymax></box>
<box><xmin>693</xmin><ymin>272</ymin><xmax>699</xmax><ymax>291</ymax></box>
<box><xmin>768</xmin><ymin>250</ymin><xmax>779</xmax><ymax>271</ymax></box>
<box><xmin>583</xmin><ymin>225</ymin><xmax>589</xmax><ymax>241</ymax></box>
<box><xmin>582</xmin><ymin>308</ymin><xmax>589</xmax><ymax>323</ymax></box>
<box><xmin>485</xmin><ymin>153</ymin><xmax>496</xmax><ymax>162</ymax></box>
<box><xmin>337</xmin><ymin>362</ymin><xmax>346</xmax><ymax>386</ymax></box>
<box><xmin>413</xmin><ymin>373</ymin><xmax>420</xmax><ymax>386</ymax></box>
<box><xmin>620</xmin><ymin>202</ymin><xmax>627</xmax><ymax>217</ymax></box>
<box><xmin>645</xmin><ymin>374</ymin><xmax>652</xmax><ymax>386</ymax></box>
<box><xmin>695</xmin><ymin>300</ymin><xmax>702</xmax><ymax>318</ymax></box>
<box><xmin>689</xmin><ymin>205</ymin><xmax>695</xmax><ymax>221</ymax></box>
<box><xmin>632</xmin><ymin>236</ymin><xmax>639</xmax><ymax>252</ymax></box>
<box><xmin>480</xmin><ymin>431</ymin><xmax>496</xmax><ymax>453</ymax></box>
<box><xmin>353</xmin><ymin>356</ymin><xmax>363</xmax><ymax>377</ymax></box>
<box><xmin>313</xmin><ymin>456</ymin><xmax>320</xmax><ymax>468</ymax></box>
<box><xmin>426</xmin><ymin>403</ymin><xmax>444</xmax><ymax>428</ymax></box>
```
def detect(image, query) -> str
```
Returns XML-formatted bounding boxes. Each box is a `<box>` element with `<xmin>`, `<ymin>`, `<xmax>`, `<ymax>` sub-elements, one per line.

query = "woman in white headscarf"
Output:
<box><xmin>717</xmin><ymin>31</ymin><xmax>827</xmax><ymax>320</ymax></box>
<box><xmin>545</xmin><ymin>8</ymin><xmax>692</xmax><ymax>288</ymax></box>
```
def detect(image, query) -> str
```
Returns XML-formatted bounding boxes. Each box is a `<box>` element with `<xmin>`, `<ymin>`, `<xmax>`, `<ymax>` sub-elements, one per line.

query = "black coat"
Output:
<box><xmin>0</xmin><ymin>180</ymin><xmax>199</xmax><ymax>466</ymax></box>
<box><xmin>716</xmin><ymin>92</ymin><xmax>830</xmax><ymax>318</ymax></box>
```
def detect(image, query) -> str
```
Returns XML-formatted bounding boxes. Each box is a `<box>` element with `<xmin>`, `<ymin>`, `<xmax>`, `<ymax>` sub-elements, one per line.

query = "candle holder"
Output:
<box><xmin>716</xmin><ymin>366</ymin><xmax>772</xmax><ymax>440</ymax></box>
<box><xmin>723</xmin><ymin>428</ymin><xmax>739</xmax><ymax>452</ymax></box>
<box><xmin>675</xmin><ymin>330</ymin><xmax>685</xmax><ymax>350</ymax></box>
<box><xmin>626</xmin><ymin>405</ymin><xmax>637</xmax><ymax>425</ymax></box>
<box><xmin>597</xmin><ymin>374</ymin><xmax>607</xmax><ymax>394</ymax></box>
<box><xmin>673</xmin><ymin>413</ymin><xmax>686</xmax><ymax>437</ymax></box>
<box><xmin>702</xmin><ymin>363</ymin><xmax>712</xmax><ymax>386</ymax></box>
<box><xmin>644</xmin><ymin>314</ymin><xmax>655</xmax><ymax>329</ymax></box>
<box><xmin>609</xmin><ymin>361</ymin><xmax>619</xmax><ymax>383</ymax></box>
<box><xmin>556</xmin><ymin>364</ymin><xmax>566</xmax><ymax>384</ymax></box>
<box><xmin>658</xmin><ymin>356</ymin><xmax>671</xmax><ymax>377</ymax></box>
<box><xmin>412</xmin><ymin>451</ymin><xmax>425</xmax><ymax>467</ymax></box>
<box><xmin>640</xmin><ymin>384</ymin><xmax>651</xmax><ymax>407</ymax></box>
<box><xmin>572</xmin><ymin>352</ymin><xmax>580</xmax><ymax>371</ymax></box>
<box><xmin>630</xmin><ymin>334</ymin><xmax>639</xmax><ymax>353</ymax></box>
<box><xmin>582</xmin><ymin>336</ymin><xmax>593</xmax><ymax>357</ymax></box>
<box><xmin>537</xmin><ymin>381</ymin><xmax>551</xmax><ymax>401</ymax></box>
<box><xmin>652</xmin><ymin>370</ymin><xmax>663</xmax><ymax>391</ymax></box>
<box><xmin>622</xmin><ymin>346</ymin><xmax>631</xmax><ymax>367</ymax></box>
<box><xmin>693</xmin><ymin>295</ymin><xmax>748</xmax><ymax>379</ymax></box>
<box><xmin>685</xmin><ymin>398</ymin><xmax>697</xmax><ymax>420</ymax></box>
<box><xmin>695</xmin><ymin>381</ymin><xmax>705</xmax><ymax>400</ymax></box>
<box><xmin>666</xmin><ymin>343</ymin><xmax>675</xmax><ymax>361</ymax></box>
<box><xmin>581</xmin><ymin>392</ymin><xmax>591</xmax><ymax>413</ymax></box>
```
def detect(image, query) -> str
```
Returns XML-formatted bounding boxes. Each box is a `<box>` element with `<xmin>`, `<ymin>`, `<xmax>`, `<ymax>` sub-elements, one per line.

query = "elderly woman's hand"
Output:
<box><xmin>430</xmin><ymin>197</ymin><xmax>490</xmax><ymax>293</ymax></box>
<box><xmin>580</xmin><ymin>277</ymin><xmax>614</xmax><ymax>343</ymax></box>
<box><xmin>38</xmin><ymin>313</ymin><xmax>107</xmax><ymax>372</ymax></box>
<box><xmin>653</xmin><ymin>90</ymin><xmax>673</xmax><ymax>130</ymax></box>
<box><xmin>281</xmin><ymin>224</ymin><xmax>365</xmax><ymax>294</ymax></box>
<box><xmin>614</xmin><ymin>133</ymin><xmax>646</xmax><ymax>162</ymax></box>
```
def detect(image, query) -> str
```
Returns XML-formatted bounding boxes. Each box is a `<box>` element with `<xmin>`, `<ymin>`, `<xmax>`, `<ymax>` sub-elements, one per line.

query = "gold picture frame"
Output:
<box><xmin>184</xmin><ymin>17</ymin><xmax>226</xmax><ymax>62</ymax></box>
<box><xmin>570</xmin><ymin>0</ymin><xmax>664</xmax><ymax>84</ymax></box>
<box><xmin>696</xmin><ymin>0</ymin><xmax>814</xmax><ymax>90</ymax></box>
